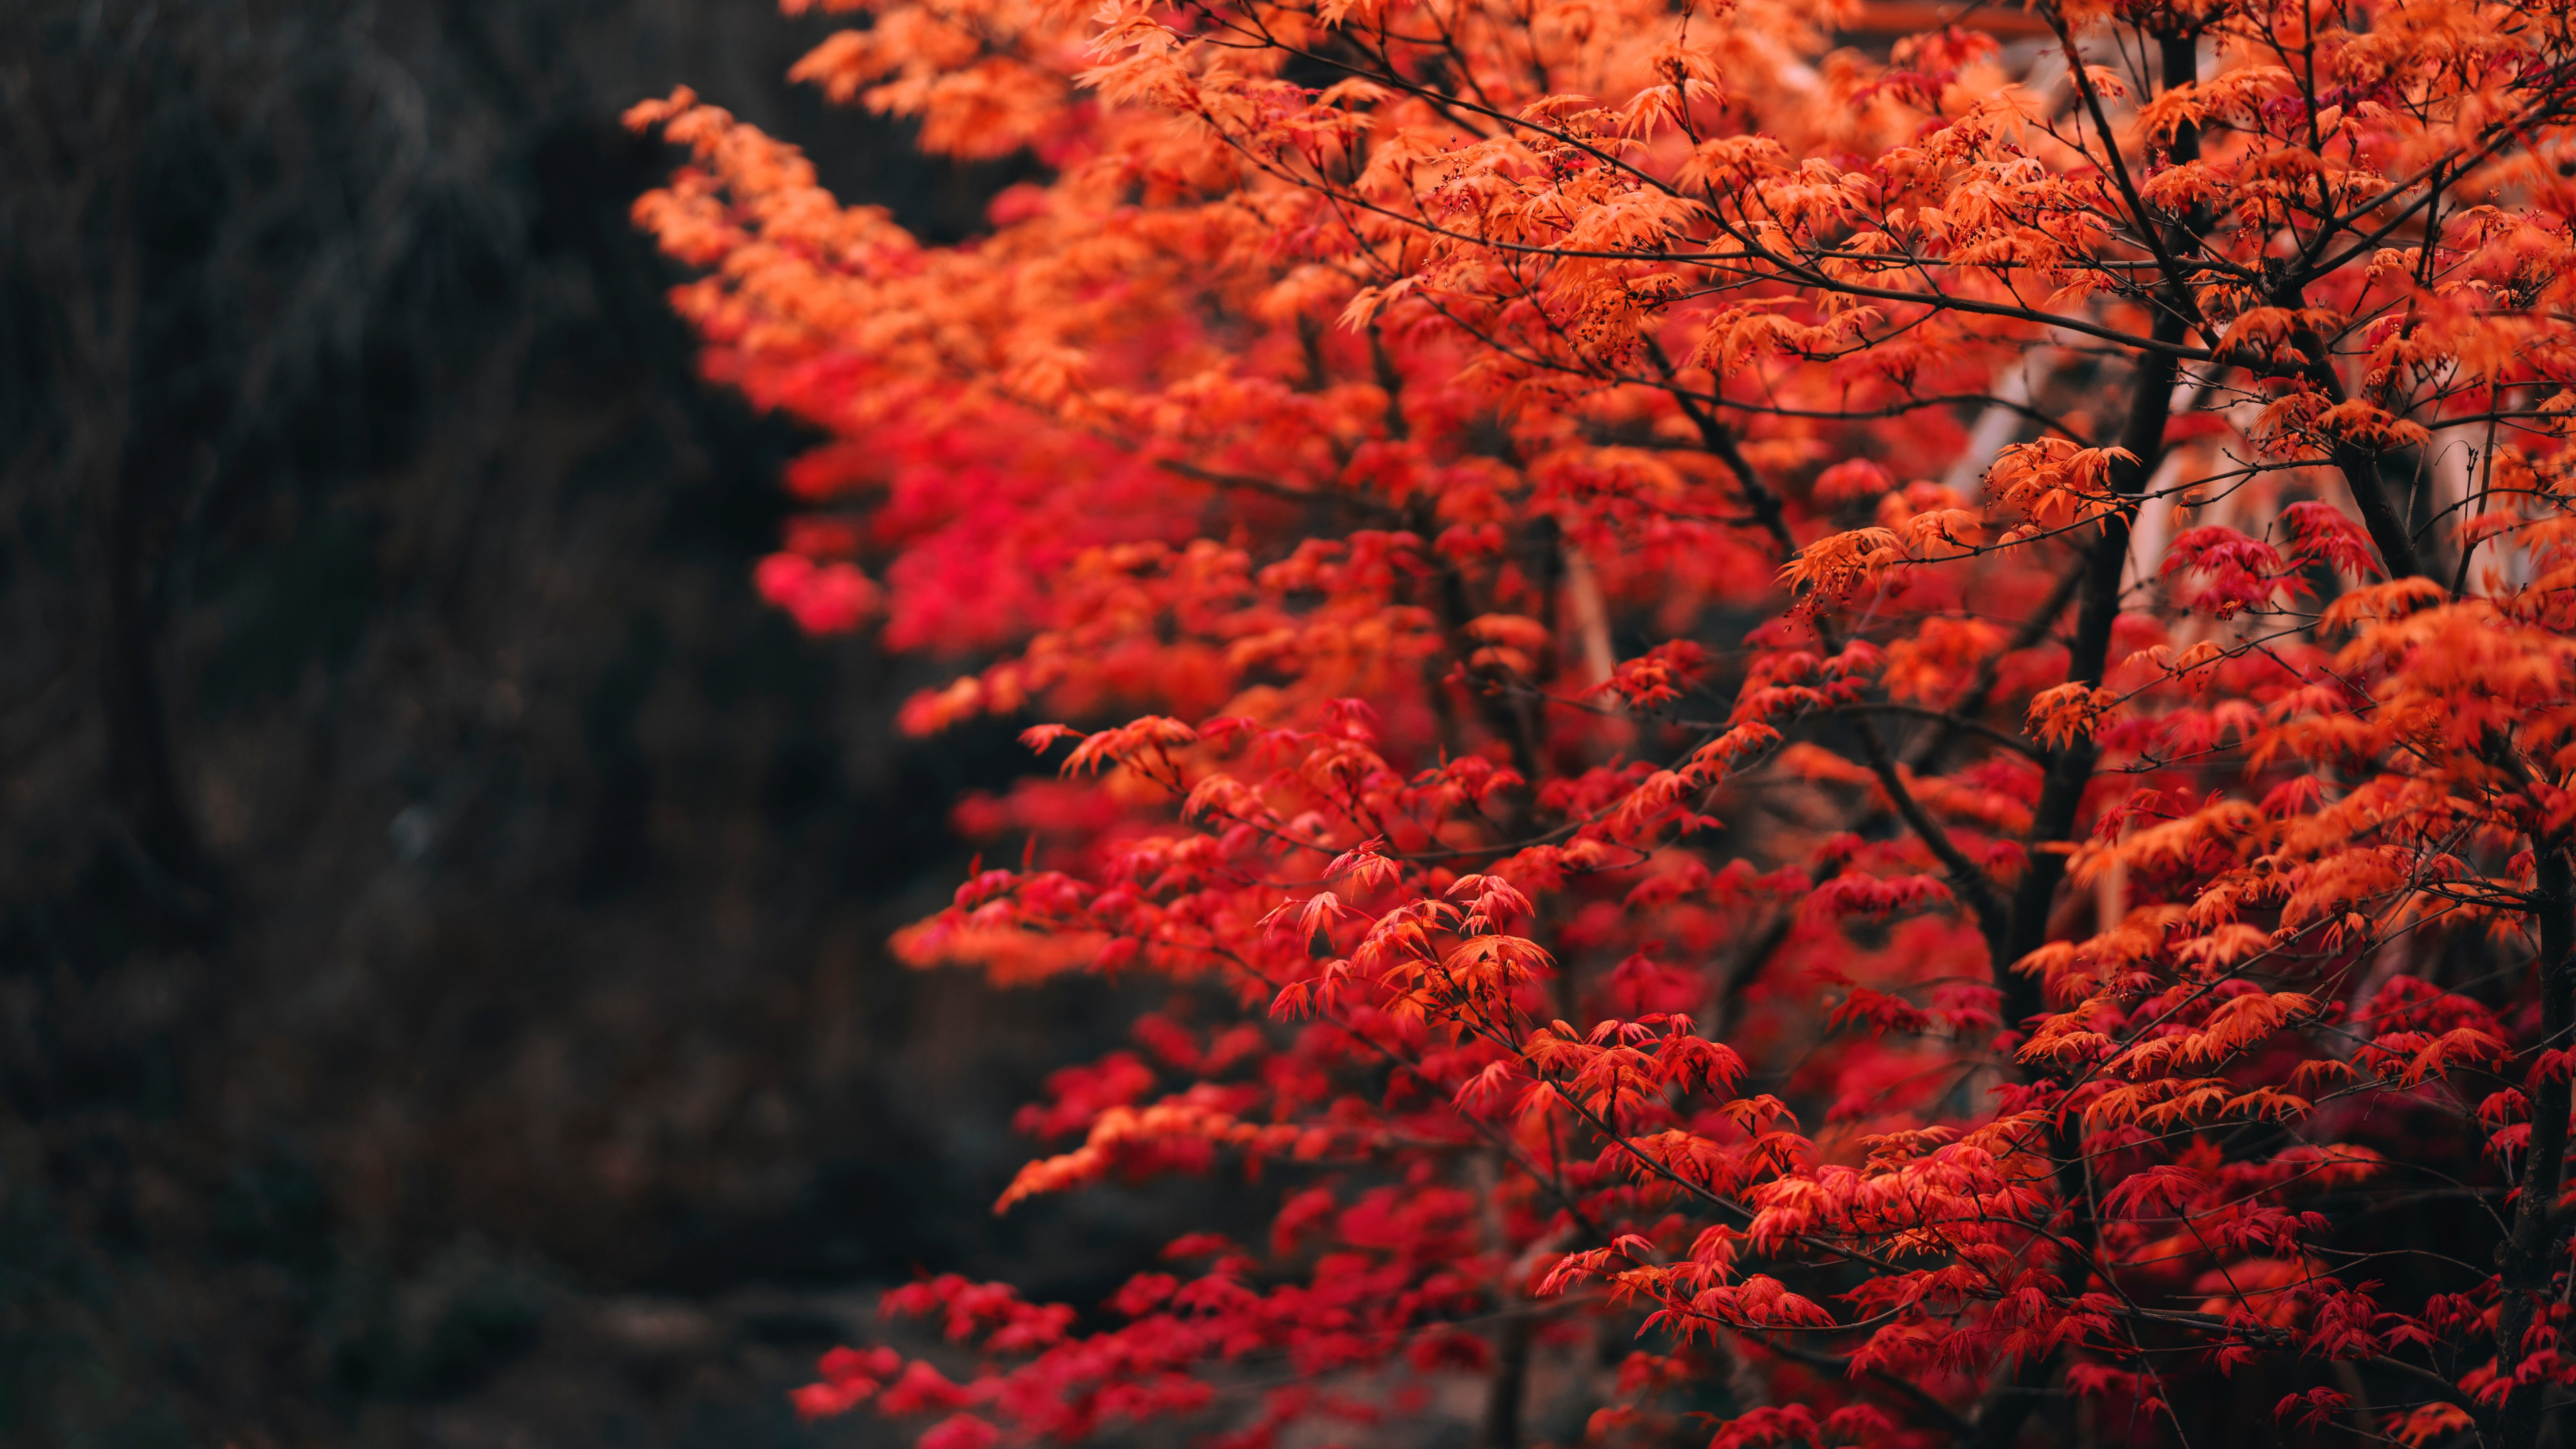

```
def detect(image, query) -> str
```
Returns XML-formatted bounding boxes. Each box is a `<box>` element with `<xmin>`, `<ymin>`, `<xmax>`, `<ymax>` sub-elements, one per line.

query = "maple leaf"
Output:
<box><xmin>2275</xmin><ymin>1389</ymin><xmax>2351</xmax><ymax>1433</ymax></box>
<box><xmin>2027</xmin><ymin>682</ymin><xmax>2116</xmax><ymax>749</ymax></box>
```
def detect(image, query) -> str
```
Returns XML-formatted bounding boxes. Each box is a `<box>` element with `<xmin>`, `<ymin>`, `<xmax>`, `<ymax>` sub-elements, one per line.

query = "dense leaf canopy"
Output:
<box><xmin>633</xmin><ymin>0</ymin><xmax>2576</xmax><ymax>1442</ymax></box>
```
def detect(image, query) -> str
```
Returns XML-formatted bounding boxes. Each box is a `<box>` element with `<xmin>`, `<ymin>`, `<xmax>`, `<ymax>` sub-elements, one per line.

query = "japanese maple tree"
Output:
<box><xmin>628</xmin><ymin>0</ymin><xmax>2576</xmax><ymax>1441</ymax></box>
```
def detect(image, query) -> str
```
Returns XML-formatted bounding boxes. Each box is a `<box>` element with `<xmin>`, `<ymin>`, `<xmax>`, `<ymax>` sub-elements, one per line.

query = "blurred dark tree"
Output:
<box><xmin>0</xmin><ymin>3</ymin><xmax>1163</xmax><ymax>1444</ymax></box>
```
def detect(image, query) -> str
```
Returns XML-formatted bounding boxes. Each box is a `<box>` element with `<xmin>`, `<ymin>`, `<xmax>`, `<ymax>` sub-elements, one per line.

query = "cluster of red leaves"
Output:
<box><xmin>631</xmin><ymin>0</ymin><xmax>2576</xmax><ymax>1443</ymax></box>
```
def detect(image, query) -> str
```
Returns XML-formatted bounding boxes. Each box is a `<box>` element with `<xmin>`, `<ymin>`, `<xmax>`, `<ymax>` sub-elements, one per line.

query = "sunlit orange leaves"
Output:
<box><xmin>639</xmin><ymin>0</ymin><xmax>2576</xmax><ymax>1442</ymax></box>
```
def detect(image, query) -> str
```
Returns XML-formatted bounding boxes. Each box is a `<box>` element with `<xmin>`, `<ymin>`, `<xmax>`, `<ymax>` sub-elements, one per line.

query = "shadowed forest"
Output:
<box><xmin>0</xmin><ymin>3</ymin><xmax>1181</xmax><ymax>1442</ymax></box>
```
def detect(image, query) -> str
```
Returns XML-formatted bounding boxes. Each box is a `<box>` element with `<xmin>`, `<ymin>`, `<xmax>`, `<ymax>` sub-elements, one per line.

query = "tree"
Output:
<box><xmin>628</xmin><ymin>0</ymin><xmax>2576</xmax><ymax>1441</ymax></box>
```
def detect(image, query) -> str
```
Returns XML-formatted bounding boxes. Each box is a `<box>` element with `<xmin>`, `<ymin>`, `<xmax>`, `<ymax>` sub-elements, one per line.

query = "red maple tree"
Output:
<box><xmin>629</xmin><ymin>0</ymin><xmax>2576</xmax><ymax>1442</ymax></box>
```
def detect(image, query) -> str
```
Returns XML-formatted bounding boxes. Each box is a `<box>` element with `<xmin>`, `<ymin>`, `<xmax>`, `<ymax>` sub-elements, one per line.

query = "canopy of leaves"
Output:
<box><xmin>634</xmin><ymin>0</ymin><xmax>2576</xmax><ymax>1442</ymax></box>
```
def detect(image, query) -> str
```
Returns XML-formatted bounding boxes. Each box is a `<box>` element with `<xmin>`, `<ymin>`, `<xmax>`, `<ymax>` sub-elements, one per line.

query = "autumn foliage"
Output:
<box><xmin>628</xmin><ymin>0</ymin><xmax>2576</xmax><ymax>1441</ymax></box>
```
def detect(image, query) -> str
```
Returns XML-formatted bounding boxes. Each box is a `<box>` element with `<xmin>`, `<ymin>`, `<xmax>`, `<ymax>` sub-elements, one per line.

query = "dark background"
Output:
<box><xmin>0</xmin><ymin>2</ymin><xmax>1166</xmax><ymax>1442</ymax></box>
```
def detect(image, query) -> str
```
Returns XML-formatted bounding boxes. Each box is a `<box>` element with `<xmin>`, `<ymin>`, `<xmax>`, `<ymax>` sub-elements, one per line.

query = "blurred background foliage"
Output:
<box><xmin>0</xmin><ymin>1</ymin><xmax>1179</xmax><ymax>1442</ymax></box>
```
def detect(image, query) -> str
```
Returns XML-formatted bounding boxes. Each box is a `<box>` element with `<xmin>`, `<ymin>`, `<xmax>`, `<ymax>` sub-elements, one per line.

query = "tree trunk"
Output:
<box><xmin>2495</xmin><ymin>843</ymin><xmax>2574</xmax><ymax>1449</ymax></box>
